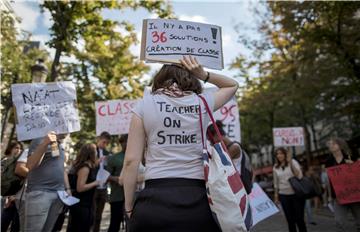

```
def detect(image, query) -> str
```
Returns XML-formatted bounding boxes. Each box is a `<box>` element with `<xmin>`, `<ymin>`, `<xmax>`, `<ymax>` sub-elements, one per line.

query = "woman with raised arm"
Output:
<box><xmin>122</xmin><ymin>55</ymin><xmax>238</xmax><ymax>231</ymax></box>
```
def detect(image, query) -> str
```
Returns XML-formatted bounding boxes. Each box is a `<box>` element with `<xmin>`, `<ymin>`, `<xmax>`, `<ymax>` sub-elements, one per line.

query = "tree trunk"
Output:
<box><xmin>50</xmin><ymin>48</ymin><xmax>62</xmax><ymax>82</ymax></box>
<box><xmin>5</xmin><ymin>123</ymin><xmax>16</xmax><ymax>152</ymax></box>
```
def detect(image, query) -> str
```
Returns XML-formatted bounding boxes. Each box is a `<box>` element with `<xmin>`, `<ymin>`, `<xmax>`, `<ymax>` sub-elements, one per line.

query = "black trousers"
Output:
<box><xmin>279</xmin><ymin>194</ymin><xmax>307</xmax><ymax>232</ymax></box>
<box><xmin>129</xmin><ymin>178</ymin><xmax>221</xmax><ymax>232</ymax></box>
<box><xmin>1</xmin><ymin>202</ymin><xmax>19</xmax><ymax>232</ymax></box>
<box><xmin>108</xmin><ymin>201</ymin><xmax>124</xmax><ymax>232</ymax></box>
<box><xmin>67</xmin><ymin>205</ymin><xmax>93</xmax><ymax>232</ymax></box>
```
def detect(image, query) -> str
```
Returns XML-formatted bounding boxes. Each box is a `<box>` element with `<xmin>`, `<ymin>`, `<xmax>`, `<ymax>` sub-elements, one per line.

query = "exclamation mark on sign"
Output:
<box><xmin>211</xmin><ymin>28</ymin><xmax>217</xmax><ymax>44</ymax></box>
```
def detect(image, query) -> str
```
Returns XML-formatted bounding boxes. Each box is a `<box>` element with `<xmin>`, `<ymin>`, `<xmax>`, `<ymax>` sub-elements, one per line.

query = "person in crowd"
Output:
<box><xmin>273</xmin><ymin>147</ymin><xmax>307</xmax><ymax>232</ymax></box>
<box><xmin>326</xmin><ymin>138</ymin><xmax>360</xmax><ymax>232</ymax></box>
<box><xmin>206</xmin><ymin>120</ymin><xmax>253</xmax><ymax>194</ymax></box>
<box><xmin>304</xmin><ymin>167</ymin><xmax>317</xmax><ymax>226</ymax></box>
<box><xmin>122</xmin><ymin>55</ymin><xmax>238</xmax><ymax>231</ymax></box>
<box><xmin>24</xmin><ymin>132</ymin><xmax>71</xmax><ymax>232</ymax></box>
<box><xmin>93</xmin><ymin>131</ymin><xmax>111</xmax><ymax>232</ymax></box>
<box><xmin>1</xmin><ymin>141</ymin><xmax>23</xmax><ymax>232</ymax></box>
<box><xmin>106</xmin><ymin>134</ymin><xmax>127</xmax><ymax>232</ymax></box>
<box><xmin>67</xmin><ymin>143</ymin><xmax>100</xmax><ymax>232</ymax></box>
<box><xmin>14</xmin><ymin>147</ymin><xmax>30</xmax><ymax>232</ymax></box>
<box><xmin>320</xmin><ymin>164</ymin><xmax>331</xmax><ymax>207</ymax></box>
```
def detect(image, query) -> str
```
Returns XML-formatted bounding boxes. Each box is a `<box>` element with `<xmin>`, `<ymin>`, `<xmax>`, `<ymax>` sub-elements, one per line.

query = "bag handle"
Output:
<box><xmin>198</xmin><ymin>95</ymin><xmax>229</xmax><ymax>153</ymax></box>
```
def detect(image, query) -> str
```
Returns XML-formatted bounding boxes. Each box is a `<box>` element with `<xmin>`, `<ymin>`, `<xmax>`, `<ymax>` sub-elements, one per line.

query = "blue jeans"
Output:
<box><xmin>24</xmin><ymin>191</ymin><xmax>63</xmax><ymax>232</ymax></box>
<box><xmin>334</xmin><ymin>201</ymin><xmax>360</xmax><ymax>232</ymax></box>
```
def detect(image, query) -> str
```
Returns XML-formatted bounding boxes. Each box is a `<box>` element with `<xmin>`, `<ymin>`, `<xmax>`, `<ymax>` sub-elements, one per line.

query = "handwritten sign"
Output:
<box><xmin>214</xmin><ymin>97</ymin><xmax>241</xmax><ymax>142</ymax></box>
<box><xmin>11</xmin><ymin>81</ymin><xmax>80</xmax><ymax>141</ymax></box>
<box><xmin>141</xmin><ymin>19</ymin><xmax>224</xmax><ymax>70</ymax></box>
<box><xmin>95</xmin><ymin>100</ymin><xmax>137</xmax><ymax>136</ymax></box>
<box><xmin>273</xmin><ymin>127</ymin><xmax>304</xmax><ymax>147</ymax></box>
<box><xmin>249</xmin><ymin>183</ymin><xmax>279</xmax><ymax>225</ymax></box>
<box><xmin>326</xmin><ymin>161</ymin><xmax>360</xmax><ymax>205</ymax></box>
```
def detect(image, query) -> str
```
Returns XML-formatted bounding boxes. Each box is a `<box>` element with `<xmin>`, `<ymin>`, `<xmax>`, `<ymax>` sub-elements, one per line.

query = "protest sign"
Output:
<box><xmin>249</xmin><ymin>183</ymin><xmax>279</xmax><ymax>225</ymax></box>
<box><xmin>141</xmin><ymin>19</ymin><xmax>224</xmax><ymax>70</ymax></box>
<box><xmin>273</xmin><ymin>127</ymin><xmax>304</xmax><ymax>147</ymax></box>
<box><xmin>95</xmin><ymin>100</ymin><xmax>137</xmax><ymax>136</ymax></box>
<box><xmin>214</xmin><ymin>97</ymin><xmax>241</xmax><ymax>142</ymax></box>
<box><xmin>326</xmin><ymin>161</ymin><xmax>360</xmax><ymax>204</ymax></box>
<box><xmin>11</xmin><ymin>81</ymin><xmax>80</xmax><ymax>141</ymax></box>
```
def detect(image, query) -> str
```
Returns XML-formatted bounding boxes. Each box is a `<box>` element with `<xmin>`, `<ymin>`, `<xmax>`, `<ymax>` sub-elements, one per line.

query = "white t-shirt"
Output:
<box><xmin>273</xmin><ymin>159</ymin><xmax>302</xmax><ymax>195</ymax></box>
<box><xmin>132</xmin><ymin>92</ymin><xmax>214</xmax><ymax>180</ymax></box>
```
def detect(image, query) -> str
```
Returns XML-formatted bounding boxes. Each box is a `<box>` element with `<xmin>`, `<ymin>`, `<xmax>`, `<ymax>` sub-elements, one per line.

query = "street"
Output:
<box><xmin>60</xmin><ymin>205</ymin><xmax>357</xmax><ymax>232</ymax></box>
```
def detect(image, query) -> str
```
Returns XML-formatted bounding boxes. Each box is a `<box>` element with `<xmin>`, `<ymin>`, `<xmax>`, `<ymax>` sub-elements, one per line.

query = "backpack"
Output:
<box><xmin>1</xmin><ymin>155</ymin><xmax>24</xmax><ymax>196</ymax></box>
<box><xmin>227</xmin><ymin>141</ymin><xmax>253</xmax><ymax>194</ymax></box>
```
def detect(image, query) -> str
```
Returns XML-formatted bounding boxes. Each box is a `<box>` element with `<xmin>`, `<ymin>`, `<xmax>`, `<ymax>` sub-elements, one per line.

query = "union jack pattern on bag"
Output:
<box><xmin>199</xmin><ymin>95</ymin><xmax>253</xmax><ymax>232</ymax></box>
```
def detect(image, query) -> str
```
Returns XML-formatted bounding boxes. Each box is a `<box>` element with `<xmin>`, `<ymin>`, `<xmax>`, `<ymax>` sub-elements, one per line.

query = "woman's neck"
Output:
<box><xmin>333</xmin><ymin>150</ymin><xmax>344</xmax><ymax>163</ymax></box>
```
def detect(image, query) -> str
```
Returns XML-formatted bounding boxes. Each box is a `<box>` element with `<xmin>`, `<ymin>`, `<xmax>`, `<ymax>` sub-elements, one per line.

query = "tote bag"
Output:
<box><xmin>199</xmin><ymin>95</ymin><xmax>252</xmax><ymax>232</ymax></box>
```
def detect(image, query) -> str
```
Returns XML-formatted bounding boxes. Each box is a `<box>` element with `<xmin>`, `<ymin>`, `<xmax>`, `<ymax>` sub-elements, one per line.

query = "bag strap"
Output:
<box><xmin>198</xmin><ymin>95</ymin><xmax>229</xmax><ymax>154</ymax></box>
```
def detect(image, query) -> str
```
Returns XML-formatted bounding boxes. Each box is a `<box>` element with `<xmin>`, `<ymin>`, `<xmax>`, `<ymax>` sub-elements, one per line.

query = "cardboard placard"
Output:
<box><xmin>95</xmin><ymin>99</ymin><xmax>138</xmax><ymax>136</ymax></box>
<box><xmin>326</xmin><ymin>161</ymin><xmax>360</xmax><ymax>205</ymax></box>
<box><xmin>249</xmin><ymin>183</ymin><xmax>279</xmax><ymax>225</ymax></box>
<box><xmin>214</xmin><ymin>97</ymin><xmax>241</xmax><ymax>142</ymax></box>
<box><xmin>11</xmin><ymin>81</ymin><xmax>80</xmax><ymax>141</ymax></box>
<box><xmin>141</xmin><ymin>19</ymin><xmax>224</xmax><ymax>70</ymax></box>
<box><xmin>273</xmin><ymin>127</ymin><xmax>304</xmax><ymax>147</ymax></box>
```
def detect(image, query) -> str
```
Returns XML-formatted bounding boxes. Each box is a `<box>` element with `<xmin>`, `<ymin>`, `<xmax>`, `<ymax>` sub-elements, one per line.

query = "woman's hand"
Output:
<box><xmin>179</xmin><ymin>55</ymin><xmax>207</xmax><ymax>80</ymax></box>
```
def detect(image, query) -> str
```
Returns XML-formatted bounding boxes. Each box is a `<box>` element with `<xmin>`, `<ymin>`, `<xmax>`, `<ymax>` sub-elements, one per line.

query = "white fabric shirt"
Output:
<box><xmin>132</xmin><ymin>92</ymin><xmax>214</xmax><ymax>180</ymax></box>
<box><xmin>273</xmin><ymin>159</ymin><xmax>302</xmax><ymax>195</ymax></box>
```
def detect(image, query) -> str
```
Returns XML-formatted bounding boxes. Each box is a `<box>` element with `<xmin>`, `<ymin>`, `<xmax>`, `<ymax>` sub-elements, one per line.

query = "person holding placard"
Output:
<box><xmin>326</xmin><ymin>138</ymin><xmax>360</xmax><ymax>232</ymax></box>
<box><xmin>93</xmin><ymin>131</ymin><xmax>111</xmax><ymax>232</ymax></box>
<box><xmin>67</xmin><ymin>143</ymin><xmax>100</xmax><ymax>232</ymax></box>
<box><xmin>106</xmin><ymin>134</ymin><xmax>127</xmax><ymax>232</ymax></box>
<box><xmin>122</xmin><ymin>55</ymin><xmax>238</xmax><ymax>231</ymax></box>
<box><xmin>273</xmin><ymin>147</ymin><xmax>307</xmax><ymax>232</ymax></box>
<box><xmin>24</xmin><ymin>132</ymin><xmax>72</xmax><ymax>232</ymax></box>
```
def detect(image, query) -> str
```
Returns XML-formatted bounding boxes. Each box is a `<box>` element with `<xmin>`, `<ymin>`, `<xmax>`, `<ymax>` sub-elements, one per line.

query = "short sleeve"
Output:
<box><xmin>200</xmin><ymin>91</ymin><xmax>215</xmax><ymax>112</ymax></box>
<box><xmin>132</xmin><ymin>97</ymin><xmax>144</xmax><ymax>119</ymax></box>
<box><xmin>17</xmin><ymin>148</ymin><xmax>29</xmax><ymax>163</ymax></box>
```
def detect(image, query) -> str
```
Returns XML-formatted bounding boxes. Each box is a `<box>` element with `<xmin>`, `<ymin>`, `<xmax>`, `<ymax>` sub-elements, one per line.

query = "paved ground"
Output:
<box><xmin>61</xmin><ymin>205</ymin><xmax>357</xmax><ymax>232</ymax></box>
<box><xmin>252</xmin><ymin>207</ymin><xmax>357</xmax><ymax>232</ymax></box>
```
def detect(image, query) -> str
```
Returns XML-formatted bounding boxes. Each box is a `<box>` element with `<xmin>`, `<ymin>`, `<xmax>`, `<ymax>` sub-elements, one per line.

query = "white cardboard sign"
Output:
<box><xmin>95</xmin><ymin>99</ymin><xmax>137</xmax><ymax>136</ymax></box>
<box><xmin>249</xmin><ymin>183</ymin><xmax>279</xmax><ymax>225</ymax></box>
<box><xmin>141</xmin><ymin>19</ymin><xmax>224</xmax><ymax>70</ymax></box>
<box><xmin>273</xmin><ymin>127</ymin><xmax>304</xmax><ymax>147</ymax></box>
<box><xmin>214</xmin><ymin>97</ymin><xmax>241</xmax><ymax>142</ymax></box>
<box><xmin>11</xmin><ymin>81</ymin><xmax>80</xmax><ymax>141</ymax></box>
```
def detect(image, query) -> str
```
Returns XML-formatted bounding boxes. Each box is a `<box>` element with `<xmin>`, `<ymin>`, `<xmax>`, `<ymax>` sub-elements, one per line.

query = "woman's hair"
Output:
<box><xmin>207</xmin><ymin>120</ymin><xmax>226</xmax><ymax>137</ymax></box>
<box><xmin>73</xmin><ymin>143</ymin><xmax>97</xmax><ymax>172</ymax></box>
<box><xmin>329</xmin><ymin>137</ymin><xmax>352</xmax><ymax>159</ymax></box>
<box><xmin>4</xmin><ymin>141</ymin><xmax>23</xmax><ymax>156</ymax></box>
<box><xmin>274</xmin><ymin>147</ymin><xmax>288</xmax><ymax>169</ymax></box>
<box><xmin>152</xmin><ymin>64</ymin><xmax>202</xmax><ymax>94</ymax></box>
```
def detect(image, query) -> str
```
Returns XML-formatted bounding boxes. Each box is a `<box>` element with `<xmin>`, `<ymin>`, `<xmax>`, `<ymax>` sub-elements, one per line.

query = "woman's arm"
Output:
<box><xmin>15</xmin><ymin>162</ymin><xmax>28</xmax><ymax>178</ymax></box>
<box><xmin>180</xmin><ymin>56</ymin><xmax>239</xmax><ymax>111</ymax></box>
<box><xmin>273</xmin><ymin>169</ymin><xmax>280</xmax><ymax>203</ymax></box>
<box><xmin>27</xmin><ymin>132</ymin><xmax>57</xmax><ymax>170</ymax></box>
<box><xmin>123</xmin><ymin>114</ymin><xmax>146</xmax><ymax>215</ymax></box>
<box><xmin>76</xmin><ymin>167</ymin><xmax>99</xmax><ymax>193</ymax></box>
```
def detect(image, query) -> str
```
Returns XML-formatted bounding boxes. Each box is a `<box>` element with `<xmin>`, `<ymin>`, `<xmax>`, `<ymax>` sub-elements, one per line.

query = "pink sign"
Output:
<box><xmin>273</xmin><ymin>127</ymin><xmax>304</xmax><ymax>147</ymax></box>
<box><xmin>95</xmin><ymin>100</ymin><xmax>137</xmax><ymax>135</ymax></box>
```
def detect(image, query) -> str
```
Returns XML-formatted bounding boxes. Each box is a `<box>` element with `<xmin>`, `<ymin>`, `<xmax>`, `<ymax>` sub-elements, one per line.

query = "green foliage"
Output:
<box><xmin>233</xmin><ymin>2</ymin><xmax>360</xmax><ymax>158</ymax></box>
<box><xmin>40</xmin><ymin>0</ymin><xmax>173</xmax><ymax>144</ymax></box>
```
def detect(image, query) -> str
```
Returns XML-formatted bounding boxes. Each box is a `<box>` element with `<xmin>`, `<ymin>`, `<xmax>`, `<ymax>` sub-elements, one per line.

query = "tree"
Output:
<box><xmin>40</xmin><ymin>1</ymin><xmax>174</xmax><ymax>144</ymax></box>
<box><xmin>233</xmin><ymin>1</ymin><xmax>360</xmax><ymax>164</ymax></box>
<box><xmin>1</xmin><ymin>11</ymin><xmax>49</xmax><ymax>147</ymax></box>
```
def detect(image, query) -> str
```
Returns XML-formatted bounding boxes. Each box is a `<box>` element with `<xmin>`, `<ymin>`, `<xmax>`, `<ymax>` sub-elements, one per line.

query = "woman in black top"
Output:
<box><xmin>326</xmin><ymin>138</ymin><xmax>360</xmax><ymax>232</ymax></box>
<box><xmin>67</xmin><ymin>143</ymin><xmax>100</xmax><ymax>232</ymax></box>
